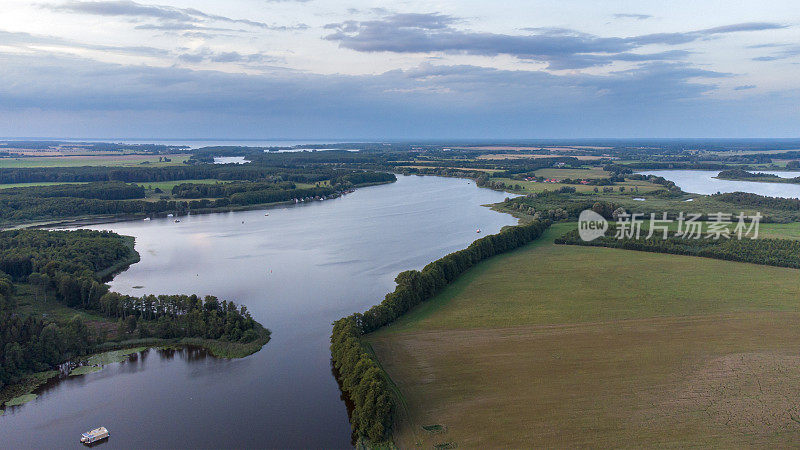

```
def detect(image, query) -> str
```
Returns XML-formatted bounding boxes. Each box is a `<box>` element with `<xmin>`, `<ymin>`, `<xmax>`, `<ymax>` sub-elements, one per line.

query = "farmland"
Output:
<box><xmin>368</xmin><ymin>223</ymin><xmax>800</xmax><ymax>447</ymax></box>
<box><xmin>0</xmin><ymin>154</ymin><xmax>189</xmax><ymax>168</ymax></box>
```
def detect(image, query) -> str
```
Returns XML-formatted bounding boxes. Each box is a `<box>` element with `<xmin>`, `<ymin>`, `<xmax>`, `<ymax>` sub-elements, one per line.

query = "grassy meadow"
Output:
<box><xmin>368</xmin><ymin>223</ymin><xmax>800</xmax><ymax>447</ymax></box>
<box><xmin>0</xmin><ymin>154</ymin><xmax>189</xmax><ymax>168</ymax></box>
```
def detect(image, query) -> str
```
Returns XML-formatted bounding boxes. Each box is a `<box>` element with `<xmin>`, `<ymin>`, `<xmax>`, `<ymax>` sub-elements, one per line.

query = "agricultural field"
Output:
<box><xmin>492</xmin><ymin>176</ymin><xmax>661</xmax><ymax>194</ymax></box>
<box><xmin>0</xmin><ymin>181</ymin><xmax>87</xmax><ymax>189</ymax></box>
<box><xmin>138</xmin><ymin>178</ymin><xmax>229</xmax><ymax>193</ymax></box>
<box><xmin>0</xmin><ymin>154</ymin><xmax>189</xmax><ymax>168</ymax></box>
<box><xmin>368</xmin><ymin>223</ymin><xmax>800</xmax><ymax>448</ymax></box>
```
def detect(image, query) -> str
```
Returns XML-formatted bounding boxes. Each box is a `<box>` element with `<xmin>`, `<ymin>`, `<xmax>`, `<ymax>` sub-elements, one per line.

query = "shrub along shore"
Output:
<box><xmin>330</xmin><ymin>219</ymin><xmax>550</xmax><ymax>445</ymax></box>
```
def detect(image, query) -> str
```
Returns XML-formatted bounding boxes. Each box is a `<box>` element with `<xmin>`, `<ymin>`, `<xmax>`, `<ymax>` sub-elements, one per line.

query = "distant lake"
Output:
<box><xmin>639</xmin><ymin>170</ymin><xmax>800</xmax><ymax>199</ymax></box>
<box><xmin>0</xmin><ymin>175</ymin><xmax>517</xmax><ymax>449</ymax></box>
<box><xmin>213</xmin><ymin>156</ymin><xmax>250</xmax><ymax>164</ymax></box>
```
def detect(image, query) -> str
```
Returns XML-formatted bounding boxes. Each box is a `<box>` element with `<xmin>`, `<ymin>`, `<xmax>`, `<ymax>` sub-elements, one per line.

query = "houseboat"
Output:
<box><xmin>80</xmin><ymin>427</ymin><xmax>109</xmax><ymax>445</ymax></box>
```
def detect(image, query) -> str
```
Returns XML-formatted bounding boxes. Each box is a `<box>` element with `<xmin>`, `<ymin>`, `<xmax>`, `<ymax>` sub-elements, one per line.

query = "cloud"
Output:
<box><xmin>177</xmin><ymin>48</ymin><xmax>279</xmax><ymax>64</ymax></box>
<box><xmin>614</xmin><ymin>14</ymin><xmax>652</xmax><ymax>20</ymax></box>
<box><xmin>0</xmin><ymin>29</ymin><xmax>170</xmax><ymax>57</ymax></box>
<box><xmin>734</xmin><ymin>84</ymin><xmax>756</xmax><ymax>90</ymax></box>
<box><xmin>752</xmin><ymin>45</ymin><xmax>800</xmax><ymax>61</ymax></box>
<box><xmin>45</xmin><ymin>0</ymin><xmax>270</xmax><ymax>29</ymax></box>
<box><xmin>0</xmin><ymin>51</ymin><xmax>796</xmax><ymax>138</ymax></box>
<box><xmin>324</xmin><ymin>13</ymin><xmax>785</xmax><ymax>69</ymax></box>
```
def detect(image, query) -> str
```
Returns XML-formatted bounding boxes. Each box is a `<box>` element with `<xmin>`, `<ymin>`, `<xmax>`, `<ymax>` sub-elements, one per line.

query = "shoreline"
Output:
<box><xmin>1</xmin><ymin>179</ymin><xmax>396</xmax><ymax>230</ymax></box>
<box><xmin>0</xmin><ymin>328</ymin><xmax>271</xmax><ymax>411</ymax></box>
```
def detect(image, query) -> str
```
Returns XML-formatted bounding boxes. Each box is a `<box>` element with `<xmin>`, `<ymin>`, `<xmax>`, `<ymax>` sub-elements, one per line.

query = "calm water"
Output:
<box><xmin>0</xmin><ymin>175</ymin><xmax>516</xmax><ymax>449</ymax></box>
<box><xmin>640</xmin><ymin>170</ymin><xmax>800</xmax><ymax>198</ymax></box>
<box><xmin>213</xmin><ymin>156</ymin><xmax>250</xmax><ymax>164</ymax></box>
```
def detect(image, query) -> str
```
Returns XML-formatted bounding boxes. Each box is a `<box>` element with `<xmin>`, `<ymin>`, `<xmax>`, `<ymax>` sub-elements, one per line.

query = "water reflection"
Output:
<box><xmin>0</xmin><ymin>175</ymin><xmax>517</xmax><ymax>449</ymax></box>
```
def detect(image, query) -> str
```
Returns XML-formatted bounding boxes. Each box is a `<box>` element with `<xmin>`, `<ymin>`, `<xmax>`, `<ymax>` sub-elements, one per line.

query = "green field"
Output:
<box><xmin>0</xmin><ymin>154</ymin><xmax>189</xmax><ymax>168</ymax></box>
<box><xmin>139</xmin><ymin>178</ymin><xmax>229</xmax><ymax>192</ymax></box>
<box><xmin>368</xmin><ymin>223</ymin><xmax>800</xmax><ymax>447</ymax></box>
<box><xmin>533</xmin><ymin>167</ymin><xmax>609</xmax><ymax>179</ymax></box>
<box><xmin>493</xmin><ymin>176</ymin><xmax>661</xmax><ymax>194</ymax></box>
<box><xmin>0</xmin><ymin>181</ymin><xmax>87</xmax><ymax>189</ymax></box>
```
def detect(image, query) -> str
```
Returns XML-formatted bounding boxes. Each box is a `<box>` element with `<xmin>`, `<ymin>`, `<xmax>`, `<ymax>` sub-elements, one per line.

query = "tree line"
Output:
<box><xmin>331</xmin><ymin>219</ymin><xmax>551</xmax><ymax>444</ymax></box>
<box><xmin>556</xmin><ymin>227</ymin><xmax>800</xmax><ymax>269</ymax></box>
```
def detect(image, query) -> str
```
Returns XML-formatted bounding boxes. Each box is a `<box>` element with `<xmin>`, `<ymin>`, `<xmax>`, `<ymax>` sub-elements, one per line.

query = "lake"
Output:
<box><xmin>639</xmin><ymin>170</ymin><xmax>800</xmax><ymax>199</ymax></box>
<box><xmin>0</xmin><ymin>175</ymin><xmax>517</xmax><ymax>449</ymax></box>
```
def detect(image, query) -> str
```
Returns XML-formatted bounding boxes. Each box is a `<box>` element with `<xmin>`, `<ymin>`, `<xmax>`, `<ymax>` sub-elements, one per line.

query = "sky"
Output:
<box><xmin>0</xmin><ymin>0</ymin><xmax>798</xmax><ymax>139</ymax></box>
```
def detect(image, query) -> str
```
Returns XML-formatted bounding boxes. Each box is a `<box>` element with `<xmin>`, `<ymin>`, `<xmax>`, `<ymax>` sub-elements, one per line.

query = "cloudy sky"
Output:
<box><xmin>1</xmin><ymin>0</ymin><xmax>798</xmax><ymax>139</ymax></box>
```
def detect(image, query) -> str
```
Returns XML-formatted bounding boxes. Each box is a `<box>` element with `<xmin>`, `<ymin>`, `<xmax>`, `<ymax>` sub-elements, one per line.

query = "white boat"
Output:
<box><xmin>143</xmin><ymin>217</ymin><xmax>151</xmax><ymax>221</ymax></box>
<box><xmin>80</xmin><ymin>427</ymin><xmax>109</xmax><ymax>444</ymax></box>
<box><xmin>174</xmin><ymin>219</ymin><xmax>180</xmax><ymax>223</ymax></box>
<box><xmin>476</xmin><ymin>229</ymin><xmax>481</xmax><ymax>233</ymax></box>
<box><xmin>167</xmin><ymin>213</ymin><xmax>174</xmax><ymax>217</ymax></box>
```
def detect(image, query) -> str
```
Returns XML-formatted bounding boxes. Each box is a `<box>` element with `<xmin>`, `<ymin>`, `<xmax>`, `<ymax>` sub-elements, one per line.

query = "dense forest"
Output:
<box><xmin>0</xmin><ymin>229</ymin><xmax>268</xmax><ymax>393</ymax></box>
<box><xmin>331</xmin><ymin>219</ymin><xmax>551</xmax><ymax>444</ymax></box>
<box><xmin>556</xmin><ymin>227</ymin><xmax>800</xmax><ymax>269</ymax></box>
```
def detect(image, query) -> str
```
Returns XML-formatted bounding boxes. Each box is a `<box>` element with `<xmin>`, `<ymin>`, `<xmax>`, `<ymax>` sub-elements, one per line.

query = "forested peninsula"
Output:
<box><xmin>0</xmin><ymin>229</ymin><xmax>270</xmax><ymax>410</ymax></box>
<box><xmin>716</xmin><ymin>169</ymin><xmax>800</xmax><ymax>184</ymax></box>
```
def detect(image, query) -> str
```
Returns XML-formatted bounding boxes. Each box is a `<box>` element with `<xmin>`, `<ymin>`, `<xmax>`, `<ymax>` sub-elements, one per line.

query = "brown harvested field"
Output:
<box><xmin>371</xmin><ymin>313</ymin><xmax>800</xmax><ymax>448</ymax></box>
<box><xmin>368</xmin><ymin>224</ymin><xmax>800</xmax><ymax>448</ymax></box>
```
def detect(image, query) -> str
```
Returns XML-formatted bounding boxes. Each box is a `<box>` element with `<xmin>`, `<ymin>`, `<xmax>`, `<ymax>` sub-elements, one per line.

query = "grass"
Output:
<box><xmin>0</xmin><ymin>181</ymin><xmax>87</xmax><ymax>189</ymax></box>
<box><xmin>4</xmin><ymin>393</ymin><xmax>38</xmax><ymax>407</ymax></box>
<box><xmin>0</xmin><ymin>370</ymin><xmax>59</xmax><ymax>408</ymax></box>
<box><xmin>368</xmin><ymin>223</ymin><xmax>800</xmax><ymax>447</ymax></box>
<box><xmin>68</xmin><ymin>366</ymin><xmax>103</xmax><ymax>376</ymax></box>
<box><xmin>0</xmin><ymin>154</ymin><xmax>189</xmax><ymax>168</ymax></box>
<box><xmin>138</xmin><ymin>178</ymin><xmax>229</xmax><ymax>192</ymax></box>
<box><xmin>533</xmin><ymin>167</ymin><xmax>609</xmax><ymax>179</ymax></box>
<box><xmin>492</xmin><ymin>176</ymin><xmax>662</xmax><ymax>194</ymax></box>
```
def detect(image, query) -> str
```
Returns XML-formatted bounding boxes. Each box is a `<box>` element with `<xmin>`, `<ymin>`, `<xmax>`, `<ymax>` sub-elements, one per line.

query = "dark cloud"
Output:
<box><xmin>1</xmin><ymin>51</ymin><xmax>795</xmax><ymax>138</ymax></box>
<box><xmin>614</xmin><ymin>14</ymin><xmax>652</xmax><ymax>20</ymax></box>
<box><xmin>325</xmin><ymin>13</ymin><xmax>785</xmax><ymax>69</ymax></box>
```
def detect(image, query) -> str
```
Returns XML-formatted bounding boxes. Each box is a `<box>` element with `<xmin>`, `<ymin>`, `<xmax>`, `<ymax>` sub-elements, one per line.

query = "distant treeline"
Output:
<box><xmin>0</xmin><ymin>171</ymin><xmax>395</xmax><ymax>224</ymax></box>
<box><xmin>717</xmin><ymin>169</ymin><xmax>800</xmax><ymax>184</ymax></box>
<box><xmin>0</xmin><ymin>229</ymin><xmax>268</xmax><ymax>391</ymax></box>
<box><xmin>0</xmin><ymin>141</ymin><xmax>188</xmax><ymax>153</ymax></box>
<box><xmin>171</xmin><ymin>181</ymin><xmax>297</xmax><ymax>198</ymax></box>
<box><xmin>711</xmin><ymin>192</ymin><xmax>800</xmax><ymax>212</ymax></box>
<box><xmin>1</xmin><ymin>182</ymin><xmax>145</xmax><ymax>200</ymax></box>
<box><xmin>556</xmin><ymin>227</ymin><xmax>800</xmax><ymax>269</ymax></box>
<box><xmin>331</xmin><ymin>219</ymin><xmax>551</xmax><ymax>444</ymax></box>
<box><xmin>0</xmin><ymin>165</ymin><xmax>288</xmax><ymax>184</ymax></box>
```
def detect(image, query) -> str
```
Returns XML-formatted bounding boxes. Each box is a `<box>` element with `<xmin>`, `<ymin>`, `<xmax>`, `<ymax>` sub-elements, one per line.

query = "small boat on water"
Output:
<box><xmin>174</xmin><ymin>219</ymin><xmax>181</xmax><ymax>223</ymax></box>
<box><xmin>167</xmin><ymin>213</ymin><xmax>174</xmax><ymax>217</ymax></box>
<box><xmin>143</xmin><ymin>217</ymin><xmax>151</xmax><ymax>221</ymax></box>
<box><xmin>476</xmin><ymin>229</ymin><xmax>481</xmax><ymax>233</ymax></box>
<box><xmin>80</xmin><ymin>427</ymin><xmax>109</xmax><ymax>445</ymax></box>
